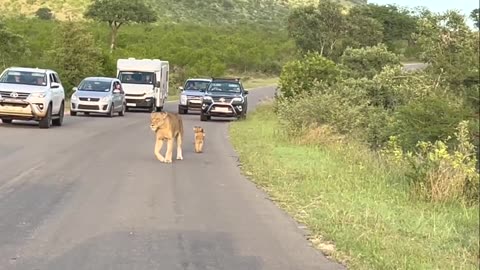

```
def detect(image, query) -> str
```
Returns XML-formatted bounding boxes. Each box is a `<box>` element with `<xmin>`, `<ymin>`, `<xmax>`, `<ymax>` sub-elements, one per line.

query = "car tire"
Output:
<box><xmin>178</xmin><ymin>106</ymin><xmax>187</xmax><ymax>114</ymax></box>
<box><xmin>200</xmin><ymin>112</ymin><xmax>209</xmax><ymax>121</ymax></box>
<box><xmin>39</xmin><ymin>103</ymin><xmax>52</xmax><ymax>129</ymax></box>
<box><xmin>107</xmin><ymin>103</ymin><xmax>114</xmax><ymax>118</ymax></box>
<box><xmin>155</xmin><ymin>106</ymin><xmax>163</xmax><ymax>112</ymax></box>
<box><xmin>52</xmin><ymin>101</ymin><xmax>64</xmax><ymax>126</ymax></box>
<box><xmin>119</xmin><ymin>103</ymin><xmax>126</xmax><ymax>116</ymax></box>
<box><xmin>149</xmin><ymin>100</ymin><xmax>155</xmax><ymax>113</ymax></box>
<box><xmin>71</xmin><ymin>111</ymin><xmax>77</xmax><ymax>116</ymax></box>
<box><xmin>1</xmin><ymin>119</ymin><xmax>12</xmax><ymax>124</ymax></box>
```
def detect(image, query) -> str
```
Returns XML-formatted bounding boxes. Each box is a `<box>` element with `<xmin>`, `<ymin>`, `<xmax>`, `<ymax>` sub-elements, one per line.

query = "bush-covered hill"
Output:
<box><xmin>0</xmin><ymin>0</ymin><xmax>366</xmax><ymax>24</ymax></box>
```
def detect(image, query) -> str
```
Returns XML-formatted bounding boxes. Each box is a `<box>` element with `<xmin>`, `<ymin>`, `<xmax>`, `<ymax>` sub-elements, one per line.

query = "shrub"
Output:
<box><xmin>277</xmin><ymin>52</ymin><xmax>340</xmax><ymax>99</ymax></box>
<box><xmin>339</xmin><ymin>43</ymin><xmax>401</xmax><ymax>79</ymax></box>
<box><xmin>382</xmin><ymin>121</ymin><xmax>479</xmax><ymax>203</ymax></box>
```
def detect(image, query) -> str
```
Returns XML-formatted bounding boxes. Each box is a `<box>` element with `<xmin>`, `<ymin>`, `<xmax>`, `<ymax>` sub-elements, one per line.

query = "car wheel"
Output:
<box><xmin>39</xmin><ymin>103</ymin><xmax>52</xmax><ymax>129</ymax></box>
<box><xmin>108</xmin><ymin>103</ymin><xmax>114</xmax><ymax>118</ymax></box>
<box><xmin>149</xmin><ymin>101</ymin><xmax>155</xmax><ymax>113</ymax></box>
<box><xmin>1</xmin><ymin>119</ymin><xmax>12</xmax><ymax>124</ymax></box>
<box><xmin>200</xmin><ymin>112</ymin><xmax>209</xmax><ymax>121</ymax></box>
<box><xmin>52</xmin><ymin>102</ymin><xmax>64</xmax><ymax>126</ymax></box>
<box><xmin>70</xmin><ymin>111</ymin><xmax>77</xmax><ymax>116</ymax></box>
<box><xmin>119</xmin><ymin>103</ymin><xmax>126</xmax><ymax>116</ymax></box>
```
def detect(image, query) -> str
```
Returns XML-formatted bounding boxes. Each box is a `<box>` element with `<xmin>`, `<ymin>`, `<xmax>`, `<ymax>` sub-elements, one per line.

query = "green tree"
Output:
<box><xmin>49</xmin><ymin>21</ymin><xmax>105</xmax><ymax>95</ymax></box>
<box><xmin>413</xmin><ymin>10</ymin><xmax>479</xmax><ymax>87</ymax></box>
<box><xmin>84</xmin><ymin>0</ymin><xmax>157</xmax><ymax>52</ymax></box>
<box><xmin>287</xmin><ymin>0</ymin><xmax>347</xmax><ymax>58</ymax></box>
<box><xmin>35</xmin><ymin>7</ymin><xmax>54</xmax><ymax>20</ymax></box>
<box><xmin>351</xmin><ymin>4</ymin><xmax>418</xmax><ymax>52</ymax></box>
<box><xmin>345</xmin><ymin>12</ymin><xmax>384</xmax><ymax>48</ymax></box>
<box><xmin>0</xmin><ymin>22</ymin><xmax>29</xmax><ymax>69</ymax></box>
<box><xmin>471</xmin><ymin>8</ymin><xmax>479</xmax><ymax>29</ymax></box>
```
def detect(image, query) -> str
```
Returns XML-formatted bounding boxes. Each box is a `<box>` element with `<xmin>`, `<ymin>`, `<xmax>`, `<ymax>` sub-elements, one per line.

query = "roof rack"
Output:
<box><xmin>211</xmin><ymin>77</ymin><xmax>241</xmax><ymax>82</ymax></box>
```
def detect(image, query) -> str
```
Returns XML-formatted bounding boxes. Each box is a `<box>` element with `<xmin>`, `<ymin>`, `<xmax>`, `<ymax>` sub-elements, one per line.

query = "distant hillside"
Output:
<box><xmin>0</xmin><ymin>0</ymin><xmax>366</xmax><ymax>25</ymax></box>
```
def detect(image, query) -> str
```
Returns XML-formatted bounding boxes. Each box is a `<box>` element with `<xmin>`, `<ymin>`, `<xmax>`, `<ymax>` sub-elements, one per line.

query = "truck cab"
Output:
<box><xmin>116</xmin><ymin>58</ymin><xmax>169</xmax><ymax>112</ymax></box>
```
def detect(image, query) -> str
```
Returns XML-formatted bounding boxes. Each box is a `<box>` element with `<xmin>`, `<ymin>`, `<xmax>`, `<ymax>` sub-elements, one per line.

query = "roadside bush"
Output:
<box><xmin>382</xmin><ymin>121</ymin><xmax>479</xmax><ymax>203</ymax></box>
<box><xmin>277</xmin><ymin>52</ymin><xmax>339</xmax><ymax>99</ymax></box>
<box><xmin>339</xmin><ymin>43</ymin><xmax>401</xmax><ymax>79</ymax></box>
<box><xmin>277</xmin><ymin>79</ymin><xmax>370</xmax><ymax>137</ymax></box>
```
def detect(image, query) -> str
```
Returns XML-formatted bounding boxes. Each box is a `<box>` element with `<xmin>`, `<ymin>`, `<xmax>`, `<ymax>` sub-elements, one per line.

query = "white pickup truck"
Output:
<box><xmin>0</xmin><ymin>66</ymin><xmax>66</xmax><ymax>128</ymax></box>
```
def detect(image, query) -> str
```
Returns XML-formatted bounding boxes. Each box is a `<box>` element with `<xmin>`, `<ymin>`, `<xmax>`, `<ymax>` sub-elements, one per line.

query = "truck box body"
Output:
<box><xmin>116</xmin><ymin>58</ymin><xmax>169</xmax><ymax>111</ymax></box>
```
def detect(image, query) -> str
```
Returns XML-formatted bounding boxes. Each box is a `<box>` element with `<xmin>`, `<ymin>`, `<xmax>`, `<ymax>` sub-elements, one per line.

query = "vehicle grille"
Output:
<box><xmin>0</xmin><ymin>91</ymin><xmax>30</xmax><ymax>100</ymax></box>
<box><xmin>78</xmin><ymin>104</ymin><xmax>99</xmax><ymax>110</ymax></box>
<box><xmin>212</xmin><ymin>97</ymin><xmax>232</xmax><ymax>103</ymax></box>
<box><xmin>125</xmin><ymin>93</ymin><xmax>145</xmax><ymax>97</ymax></box>
<box><xmin>79</xmin><ymin>97</ymin><xmax>100</xmax><ymax>102</ymax></box>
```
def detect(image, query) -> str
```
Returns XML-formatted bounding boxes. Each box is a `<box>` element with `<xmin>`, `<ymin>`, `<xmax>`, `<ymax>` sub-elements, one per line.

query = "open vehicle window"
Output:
<box><xmin>78</xmin><ymin>80</ymin><xmax>112</xmax><ymax>92</ymax></box>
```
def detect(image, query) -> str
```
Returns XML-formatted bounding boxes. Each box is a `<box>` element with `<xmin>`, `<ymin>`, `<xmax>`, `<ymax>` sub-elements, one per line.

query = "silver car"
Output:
<box><xmin>70</xmin><ymin>77</ymin><xmax>126</xmax><ymax>117</ymax></box>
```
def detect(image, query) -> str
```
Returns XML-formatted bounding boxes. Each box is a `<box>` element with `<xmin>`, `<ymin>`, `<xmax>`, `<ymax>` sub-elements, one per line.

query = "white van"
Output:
<box><xmin>116</xmin><ymin>58</ymin><xmax>169</xmax><ymax>112</ymax></box>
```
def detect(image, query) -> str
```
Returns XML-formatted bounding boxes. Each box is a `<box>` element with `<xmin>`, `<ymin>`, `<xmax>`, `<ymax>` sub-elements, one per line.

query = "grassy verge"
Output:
<box><xmin>229</xmin><ymin>102</ymin><xmax>479</xmax><ymax>270</ymax></box>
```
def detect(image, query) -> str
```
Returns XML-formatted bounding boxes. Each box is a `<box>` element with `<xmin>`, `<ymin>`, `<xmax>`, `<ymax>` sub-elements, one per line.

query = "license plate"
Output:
<box><xmin>213</xmin><ymin>107</ymin><xmax>230</xmax><ymax>113</ymax></box>
<box><xmin>1</xmin><ymin>98</ymin><xmax>21</xmax><ymax>103</ymax></box>
<box><xmin>189</xmin><ymin>100</ymin><xmax>201</xmax><ymax>104</ymax></box>
<box><xmin>126</xmin><ymin>103</ymin><xmax>136</xmax><ymax>107</ymax></box>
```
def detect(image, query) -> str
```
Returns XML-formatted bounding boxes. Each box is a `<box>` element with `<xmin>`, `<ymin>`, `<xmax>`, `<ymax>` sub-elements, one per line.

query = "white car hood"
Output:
<box><xmin>121</xmin><ymin>83</ymin><xmax>154</xmax><ymax>95</ymax></box>
<box><xmin>0</xmin><ymin>83</ymin><xmax>48</xmax><ymax>93</ymax></box>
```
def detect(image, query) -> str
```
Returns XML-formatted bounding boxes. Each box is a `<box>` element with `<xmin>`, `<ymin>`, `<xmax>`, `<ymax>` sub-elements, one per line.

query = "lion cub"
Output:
<box><xmin>193</xmin><ymin>126</ymin><xmax>205</xmax><ymax>153</ymax></box>
<box><xmin>150</xmin><ymin>111</ymin><xmax>184</xmax><ymax>163</ymax></box>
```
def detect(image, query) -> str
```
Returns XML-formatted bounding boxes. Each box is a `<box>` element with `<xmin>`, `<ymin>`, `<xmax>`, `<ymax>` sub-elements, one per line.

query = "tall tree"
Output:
<box><xmin>84</xmin><ymin>0</ymin><xmax>157</xmax><ymax>52</ymax></box>
<box><xmin>471</xmin><ymin>8</ymin><xmax>479</xmax><ymax>29</ymax></box>
<box><xmin>49</xmin><ymin>21</ymin><xmax>105</xmax><ymax>95</ymax></box>
<box><xmin>287</xmin><ymin>0</ymin><xmax>348</xmax><ymax>58</ymax></box>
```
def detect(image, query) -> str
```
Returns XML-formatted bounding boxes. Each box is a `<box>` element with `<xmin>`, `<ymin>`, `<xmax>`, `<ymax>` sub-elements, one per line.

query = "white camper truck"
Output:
<box><xmin>116</xmin><ymin>58</ymin><xmax>169</xmax><ymax>112</ymax></box>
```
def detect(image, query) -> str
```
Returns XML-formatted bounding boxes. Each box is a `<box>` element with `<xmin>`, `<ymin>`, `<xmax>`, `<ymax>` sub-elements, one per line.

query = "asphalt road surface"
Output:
<box><xmin>0</xmin><ymin>86</ymin><xmax>345</xmax><ymax>270</ymax></box>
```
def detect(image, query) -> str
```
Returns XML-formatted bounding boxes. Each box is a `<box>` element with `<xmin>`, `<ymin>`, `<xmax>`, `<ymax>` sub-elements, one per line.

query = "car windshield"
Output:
<box><xmin>207</xmin><ymin>82</ymin><xmax>241</xmax><ymax>93</ymax></box>
<box><xmin>0</xmin><ymin>70</ymin><xmax>47</xmax><ymax>86</ymax></box>
<box><xmin>118</xmin><ymin>71</ymin><xmax>154</xmax><ymax>85</ymax></box>
<box><xmin>184</xmin><ymin>80</ymin><xmax>210</xmax><ymax>91</ymax></box>
<box><xmin>77</xmin><ymin>79</ymin><xmax>111</xmax><ymax>92</ymax></box>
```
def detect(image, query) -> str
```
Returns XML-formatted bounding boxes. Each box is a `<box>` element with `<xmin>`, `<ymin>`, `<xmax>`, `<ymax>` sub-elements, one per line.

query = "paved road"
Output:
<box><xmin>0</xmin><ymin>86</ymin><xmax>344</xmax><ymax>270</ymax></box>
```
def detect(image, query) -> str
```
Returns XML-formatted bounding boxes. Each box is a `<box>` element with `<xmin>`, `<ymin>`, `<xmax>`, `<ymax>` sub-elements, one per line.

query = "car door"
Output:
<box><xmin>48</xmin><ymin>73</ymin><xmax>61</xmax><ymax>113</ymax></box>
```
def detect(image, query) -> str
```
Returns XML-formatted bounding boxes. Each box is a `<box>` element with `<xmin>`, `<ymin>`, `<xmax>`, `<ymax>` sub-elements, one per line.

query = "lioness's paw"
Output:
<box><xmin>165</xmin><ymin>159</ymin><xmax>172</xmax><ymax>163</ymax></box>
<box><xmin>176</xmin><ymin>156</ymin><xmax>183</xmax><ymax>160</ymax></box>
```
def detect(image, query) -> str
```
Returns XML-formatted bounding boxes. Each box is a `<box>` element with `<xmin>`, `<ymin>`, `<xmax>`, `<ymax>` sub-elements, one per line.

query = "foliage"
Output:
<box><xmin>287</xmin><ymin>0</ymin><xmax>348</xmax><ymax>58</ymax></box>
<box><xmin>339</xmin><ymin>44</ymin><xmax>401</xmax><ymax>79</ymax></box>
<box><xmin>382</xmin><ymin>121</ymin><xmax>478</xmax><ymax>203</ymax></box>
<box><xmin>471</xmin><ymin>8</ymin><xmax>479</xmax><ymax>29</ymax></box>
<box><xmin>0</xmin><ymin>21</ymin><xmax>29</xmax><ymax>69</ymax></box>
<box><xmin>48</xmin><ymin>21</ymin><xmax>107</xmax><ymax>96</ymax></box>
<box><xmin>84</xmin><ymin>0</ymin><xmax>157</xmax><ymax>51</ymax></box>
<box><xmin>350</xmin><ymin>3</ymin><xmax>418</xmax><ymax>55</ymax></box>
<box><xmin>344</xmin><ymin>11</ymin><xmax>384</xmax><ymax>49</ymax></box>
<box><xmin>35</xmin><ymin>7</ymin><xmax>54</xmax><ymax>20</ymax></box>
<box><xmin>0</xmin><ymin>0</ymin><xmax>365</xmax><ymax>26</ymax></box>
<box><xmin>277</xmin><ymin>52</ymin><xmax>339</xmax><ymax>99</ymax></box>
<box><xmin>413</xmin><ymin>10</ymin><xmax>480</xmax><ymax>87</ymax></box>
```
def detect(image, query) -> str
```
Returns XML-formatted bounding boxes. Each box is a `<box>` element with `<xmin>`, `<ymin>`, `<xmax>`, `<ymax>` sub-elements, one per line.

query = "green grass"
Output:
<box><xmin>229</xmin><ymin>102</ymin><xmax>479</xmax><ymax>270</ymax></box>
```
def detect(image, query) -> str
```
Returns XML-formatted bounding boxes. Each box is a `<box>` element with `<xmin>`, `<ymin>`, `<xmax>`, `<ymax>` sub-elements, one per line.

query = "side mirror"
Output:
<box><xmin>178</xmin><ymin>86</ymin><xmax>184</xmax><ymax>91</ymax></box>
<box><xmin>72</xmin><ymin>87</ymin><xmax>78</xmax><ymax>92</ymax></box>
<box><xmin>113</xmin><ymin>89</ymin><xmax>121</xmax><ymax>94</ymax></box>
<box><xmin>155</xmin><ymin>81</ymin><xmax>161</xmax><ymax>88</ymax></box>
<box><xmin>244</xmin><ymin>90</ymin><xmax>249</xmax><ymax>95</ymax></box>
<box><xmin>51</xmin><ymin>82</ymin><xmax>60</xmax><ymax>88</ymax></box>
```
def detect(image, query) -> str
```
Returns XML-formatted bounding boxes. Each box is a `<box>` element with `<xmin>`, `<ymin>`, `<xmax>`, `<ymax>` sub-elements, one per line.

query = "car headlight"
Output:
<box><xmin>145</xmin><ymin>89</ymin><xmax>154</xmax><ymax>96</ymax></box>
<box><xmin>232</xmin><ymin>97</ymin><xmax>243</xmax><ymax>102</ymax></box>
<box><xmin>71</xmin><ymin>94</ymin><xmax>78</xmax><ymax>101</ymax></box>
<box><xmin>180</xmin><ymin>94</ymin><xmax>187</xmax><ymax>105</ymax></box>
<box><xmin>101</xmin><ymin>96</ymin><xmax>111</xmax><ymax>102</ymax></box>
<box><xmin>29</xmin><ymin>92</ymin><xmax>47</xmax><ymax>98</ymax></box>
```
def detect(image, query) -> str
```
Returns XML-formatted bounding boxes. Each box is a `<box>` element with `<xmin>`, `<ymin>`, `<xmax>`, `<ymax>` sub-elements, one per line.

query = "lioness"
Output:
<box><xmin>193</xmin><ymin>126</ymin><xmax>205</xmax><ymax>153</ymax></box>
<box><xmin>150</xmin><ymin>111</ymin><xmax>184</xmax><ymax>163</ymax></box>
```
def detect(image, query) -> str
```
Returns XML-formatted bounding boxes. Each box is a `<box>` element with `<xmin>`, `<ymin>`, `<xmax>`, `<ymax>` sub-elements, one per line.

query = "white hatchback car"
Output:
<box><xmin>0</xmin><ymin>67</ymin><xmax>66</xmax><ymax>128</ymax></box>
